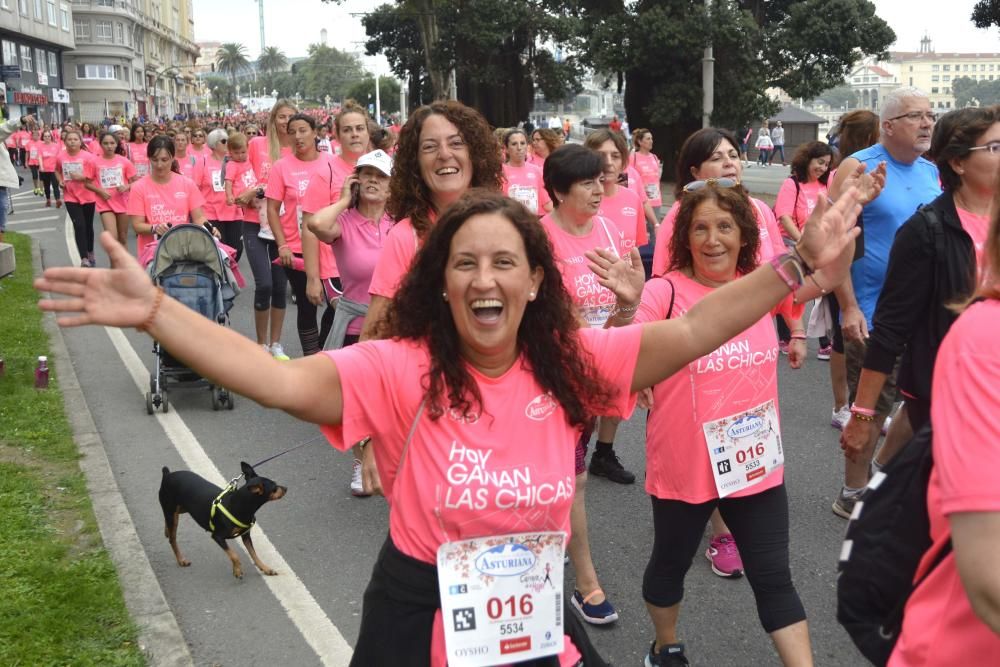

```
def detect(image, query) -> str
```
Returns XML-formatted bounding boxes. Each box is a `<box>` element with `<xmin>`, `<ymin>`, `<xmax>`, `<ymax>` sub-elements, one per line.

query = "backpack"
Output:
<box><xmin>836</xmin><ymin>423</ymin><xmax>951</xmax><ymax>666</ymax></box>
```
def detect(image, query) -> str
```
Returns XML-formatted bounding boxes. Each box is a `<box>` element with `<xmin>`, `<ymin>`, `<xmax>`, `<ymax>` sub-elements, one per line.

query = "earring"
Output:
<box><xmin>442</xmin><ymin>291</ymin><xmax>448</xmax><ymax>301</ymax></box>
<box><xmin>529</xmin><ymin>291</ymin><xmax>536</xmax><ymax>299</ymax></box>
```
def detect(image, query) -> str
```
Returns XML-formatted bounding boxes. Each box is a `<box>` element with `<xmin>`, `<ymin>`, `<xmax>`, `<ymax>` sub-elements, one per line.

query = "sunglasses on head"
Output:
<box><xmin>682</xmin><ymin>177</ymin><xmax>740</xmax><ymax>193</ymax></box>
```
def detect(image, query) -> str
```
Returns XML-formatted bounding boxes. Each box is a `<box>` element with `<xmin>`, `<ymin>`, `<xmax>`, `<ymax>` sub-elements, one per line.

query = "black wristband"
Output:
<box><xmin>791</xmin><ymin>246</ymin><xmax>815</xmax><ymax>276</ymax></box>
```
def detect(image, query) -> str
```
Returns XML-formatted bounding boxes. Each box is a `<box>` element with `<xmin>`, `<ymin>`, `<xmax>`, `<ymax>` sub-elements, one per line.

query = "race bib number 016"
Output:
<box><xmin>702</xmin><ymin>399</ymin><xmax>784</xmax><ymax>498</ymax></box>
<box><xmin>437</xmin><ymin>532</ymin><xmax>565</xmax><ymax>667</ymax></box>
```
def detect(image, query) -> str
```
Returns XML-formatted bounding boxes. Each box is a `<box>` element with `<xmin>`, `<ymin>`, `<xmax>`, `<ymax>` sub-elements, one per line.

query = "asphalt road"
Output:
<box><xmin>14</xmin><ymin>164</ymin><xmax>872</xmax><ymax>667</ymax></box>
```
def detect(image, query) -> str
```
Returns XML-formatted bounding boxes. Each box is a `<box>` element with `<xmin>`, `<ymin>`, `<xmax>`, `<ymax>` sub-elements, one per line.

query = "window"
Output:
<box><xmin>35</xmin><ymin>48</ymin><xmax>46</xmax><ymax>74</ymax></box>
<box><xmin>126</xmin><ymin>25</ymin><xmax>133</xmax><ymax>47</ymax></box>
<box><xmin>931</xmin><ymin>87</ymin><xmax>939</xmax><ymax>94</ymax></box>
<box><xmin>76</xmin><ymin>63</ymin><xmax>120</xmax><ymax>79</ymax></box>
<box><xmin>931</xmin><ymin>75</ymin><xmax>939</xmax><ymax>82</ymax></box>
<box><xmin>95</xmin><ymin>20</ymin><xmax>113</xmax><ymax>41</ymax></box>
<box><xmin>2</xmin><ymin>40</ymin><xmax>16</xmax><ymax>66</ymax></box>
<box><xmin>943</xmin><ymin>75</ymin><xmax>950</xmax><ymax>82</ymax></box>
<box><xmin>19</xmin><ymin>44</ymin><xmax>32</xmax><ymax>71</ymax></box>
<box><xmin>932</xmin><ymin>64</ymin><xmax>940</xmax><ymax>72</ymax></box>
<box><xmin>96</xmin><ymin>0</ymin><xmax>114</xmax><ymax>5</ymax></box>
<box><xmin>981</xmin><ymin>64</ymin><xmax>986</xmax><ymax>71</ymax></box>
<box><xmin>943</xmin><ymin>64</ymin><xmax>951</xmax><ymax>71</ymax></box>
<box><xmin>47</xmin><ymin>51</ymin><xmax>57</xmax><ymax>78</ymax></box>
<box><xmin>909</xmin><ymin>77</ymin><xmax>913</xmax><ymax>86</ymax></box>
<box><xmin>59</xmin><ymin>3</ymin><xmax>67</xmax><ymax>29</ymax></box>
<box><xmin>33</xmin><ymin>0</ymin><xmax>41</xmax><ymax>19</ymax></box>
<box><xmin>172</xmin><ymin>7</ymin><xmax>178</xmax><ymax>32</ymax></box>
<box><xmin>943</xmin><ymin>87</ymin><xmax>950</xmax><ymax>93</ymax></box>
<box><xmin>115</xmin><ymin>22</ymin><xmax>124</xmax><ymax>43</ymax></box>
<box><xmin>18</xmin><ymin>0</ymin><xmax>27</xmax><ymax>15</ymax></box>
<box><xmin>74</xmin><ymin>18</ymin><xmax>89</xmax><ymax>40</ymax></box>
<box><xmin>991</xmin><ymin>75</ymin><xmax>996</xmax><ymax>81</ymax></box>
<box><xmin>134</xmin><ymin>69</ymin><xmax>142</xmax><ymax>88</ymax></box>
<box><xmin>46</xmin><ymin>0</ymin><xmax>55</xmax><ymax>24</ymax></box>
<box><xmin>0</xmin><ymin>1</ymin><xmax>8</xmax><ymax>10</ymax></box>
<box><xmin>991</xmin><ymin>64</ymin><xmax>996</xmax><ymax>71</ymax></box>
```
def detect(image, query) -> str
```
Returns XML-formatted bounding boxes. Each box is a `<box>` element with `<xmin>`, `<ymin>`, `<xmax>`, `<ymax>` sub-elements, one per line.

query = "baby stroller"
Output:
<box><xmin>145</xmin><ymin>224</ymin><xmax>239</xmax><ymax>413</ymax></box>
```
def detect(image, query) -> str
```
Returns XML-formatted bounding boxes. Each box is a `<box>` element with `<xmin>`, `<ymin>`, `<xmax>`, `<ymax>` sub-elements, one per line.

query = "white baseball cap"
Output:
<box><xmin>109</xmin><ymin>124</ymin><xmax>125</xmax><ymax>133</ymax></box>
<box><xmin>355</xmin><ymin>149</ymin><xmax>392</xmax><ymax>177</ymax></box>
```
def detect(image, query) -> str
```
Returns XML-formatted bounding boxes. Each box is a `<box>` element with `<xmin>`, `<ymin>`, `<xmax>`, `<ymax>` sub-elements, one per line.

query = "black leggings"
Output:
<box><xmin>242</xmin><ymin>222</ymin><xmax>287</xmax><ymax>311</ymax></box>
<box><xmin>643</xmin><ymin>484</ymin><xmax>805</xmax><ymax>633</ymax></box>
<box><xmin>65</xmin><ymin>201</ymin><xmax>96</xmax><ymax>257</ymax></box>
<box><xmin>284</xmin><ymin>264</ymin><xmax>335</xmax><ymax>355</ymax></box>
<box><xmin>40</xmin><ymin>172</ymin><xmax>61</xmax><ymax>201</ymax></box>
<box><xmin>30</xmin><ymin>165</ymin><xmax>39</xmax><ymax>181</ymax></box>
<box><xmin>8</xmin><ymin>147</ymin><xmax>18</xmax><ymax>166</ymax></box>
<box><xmin>213</xmin><ymin>219</ymin><xmax>244</xmax><ymax>262</ymax></box>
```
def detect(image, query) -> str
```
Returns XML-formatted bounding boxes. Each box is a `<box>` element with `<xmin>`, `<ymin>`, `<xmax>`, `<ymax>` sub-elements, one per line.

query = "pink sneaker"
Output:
<box><xmin>705</xmin><ymin>533</ymin><xmax>743</xmax><ymax>578</ymax></box>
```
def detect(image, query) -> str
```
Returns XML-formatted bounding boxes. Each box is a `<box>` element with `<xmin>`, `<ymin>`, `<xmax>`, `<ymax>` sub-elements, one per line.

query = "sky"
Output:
<box><xmin>192</xmin><ymin>0</ymin><xmax>1000</xmax><ymax>70</ymax></box>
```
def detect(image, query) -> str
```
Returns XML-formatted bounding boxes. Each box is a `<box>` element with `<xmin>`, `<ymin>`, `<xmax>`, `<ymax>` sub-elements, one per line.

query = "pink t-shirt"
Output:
<box><xmin>652</xmin><ymin>197</ymin><xmax>786</xmax><ymax>277</ymax></box>
<box><xmin>16</xmin><ymin>131</ymin><xmax>31</xmax><ymax>148</ymax></box>
<box><xmin>330</xmin><ymin>208</ymin><xmax>395</xmax><ymax>335</ymax></box>
<box><xmin>635</xmin><ymin>272</ymin><xmax>801</xmax><ymax>502</ymax></box>
<box><xmin>127</xmin><ymin>142</ymin><xmax>151</xmax><ymax>178</ymax></box>
<box><xmin>540</xmin><ymin>213</ymin><xmax>630</xmax><ymax>328</ymax></box>
<box><xmin>502</xmin><ymin>162</ymin><xmax>551</xmax><ymax>215</ymax></box>
<box><xmin>200</xmin><ymin>154</ymin><xmax>241</xmax><ymax>222</ymax></box>
<box><xmin>224</xmin><ymin>159</ymin><xmax>261</xmax><ymax>223</ymax></box>
<box><xmin>38</xmin><ymin>142</ymin><xmax>61</xmax><ymax>173</ymax></box>
<box><xmin>321</xmin><ymin>328</ymin><xmax>639</xmax><ymax>666</ymax></box>
<box><xmin>264</xmin><ymin>153</ymin><xmax>335</xmax><ymax>275</ymax></box>
<box><xmin>625</xmin><ymin>165</ymin><xmax>650</xmax><ymax>208</ymax></box>
<box><xmin>631</xmin><ymin>151</ymin><xmax>663</xmax><ymax>207</ymax></box>
<box><xmin>189</xmin><ymin>143</ymin><xmax>211</xmax><ymax>159</ymax></box>
<box><xmin>773</xmin><ymin>178</ymin><xmax>827</xmax><ymax>236</ymax></box>
<box><xmin>177</xmin><ymin>153</ymin><xmax>205</xmax><ymax>187</ymax></box>
<box><xmin>93</xmin><ymin>154</ymin><xmax>137</xmax><ymax>214</ymax></box>
<box><xmin>956</xmin><ymin>206</ymin><xmax>989</xmax><ymax>274</ymax></box>
<box><xmin>56</xmin><ymin>150</ymin><xmax>97</xmax><ymax>204</ymax></box>
<box><xmin>86</xmin><ymin>138</ymin><xmax>103</xmax><ymax>155</ymax></box>
<box><xmin>299</xmin><ymin>155</ymin><xmax>359</xmax><ymax>280</ymax></box>
<box><xmin>598</xmin><ymin>185</ymin><xmax>646</xmax><ymax>249</ymax></box>
<box><xmin>368</xmin><ymin>217</ymin><xmax>422</xmax><ymax>299</ymax></box>
<box><xmin>126</xmin><ymin>173</ymin><xmax>205</xmax><ymax>259</ymax></box>
<box><xmin>26</xmin><ymin>140</ymin><xmax>41</xmax><ymax>166</ymax></box>
<box><xmin>890</xmin><ymin>299</ymin><xmax>1000</xmax><ymax>667</ymax></box>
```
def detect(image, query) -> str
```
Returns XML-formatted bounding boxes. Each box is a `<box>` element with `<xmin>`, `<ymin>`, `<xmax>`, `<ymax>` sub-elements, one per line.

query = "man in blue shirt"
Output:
<box><xmin>828</xmin><ymin>87</ymin><xmax>941</xmax><ymax>518</ymax></box>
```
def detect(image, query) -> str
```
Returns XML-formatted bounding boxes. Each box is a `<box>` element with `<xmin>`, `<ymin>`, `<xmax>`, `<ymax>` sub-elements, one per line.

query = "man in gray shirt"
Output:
<box><xmin>768</xmin><ymin>121</ymin><xmax>786</xmax><ymax>165</ymax></box>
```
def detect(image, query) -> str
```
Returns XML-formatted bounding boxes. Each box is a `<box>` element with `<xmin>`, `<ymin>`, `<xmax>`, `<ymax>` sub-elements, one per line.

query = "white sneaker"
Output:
<box><xmin>831</xmin><ymin>405</ymin><xmax>851</xmax><ymax>430</ymax></box>
<box><xmin>262</xmin><ymin>343</ymin><xmax>271</xmax><ymax>354</ymax></box>
<box><xmin>270</xmin><ymin>342</ymin><xmax>290</xmax><ymax>361</ymax></box>
<box><xmin>881</xmin><ymin>414</ymin><xmax>892</xmax><ymax>436</ymax></box>
<box><xmin>350</xmin><ymin>458</ymin><xmax>370</xmax><ymax>497</ymax></box>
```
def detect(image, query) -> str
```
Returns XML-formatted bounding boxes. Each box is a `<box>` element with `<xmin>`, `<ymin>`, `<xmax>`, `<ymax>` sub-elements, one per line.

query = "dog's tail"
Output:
<box><xmin>161</xmin><ymin>466</ymin><xmax>171</xmax><ymax>479</ymax></box>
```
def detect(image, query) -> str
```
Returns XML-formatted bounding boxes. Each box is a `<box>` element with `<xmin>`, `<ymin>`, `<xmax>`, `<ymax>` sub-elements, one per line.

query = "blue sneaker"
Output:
<box><xmin>571</xmin><ymin>589</ymin><xmax>618</xmax><ymax>625</ymax></box>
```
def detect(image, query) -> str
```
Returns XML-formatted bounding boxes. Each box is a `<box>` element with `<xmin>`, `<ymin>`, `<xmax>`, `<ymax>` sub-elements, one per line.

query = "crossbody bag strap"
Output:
<box><xmin>394</xmin><ymin>398</ymin><xmax>428</xmax><ymax>480</ymax></box>
<box><xmin>665</xmin><ymin>278</ymin><xmax>676</xmax><ymax>320</ymax></box>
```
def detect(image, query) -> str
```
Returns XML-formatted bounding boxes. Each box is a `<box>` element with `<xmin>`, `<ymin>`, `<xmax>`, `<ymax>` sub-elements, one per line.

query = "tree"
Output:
<box><xmin>972</xmin><ymin>0</ymin><xmax>1000</xmax><ymax>28</ymax></box>
<box><xmin>258</xmin><ymin>72</ymin><xmax>299</xmax><ymax>100</ymax></box>
<box><xmin>813</xmin><ymin>84</ymin><xmax>859</xmax><ymax>110</ymax></box>
<box><xmin>257</xmin><ymin>46</ymin><xmax>288</xmax><ymax>77</ymax></box>
<box><xmin>215</xmin><ymin>42</ymin><xmax>250</xmax><ymax>89</ymax></box>
<box><xmin>582</xmin><ymin>0</ymin><xmax>895</xmax><ymax>175</ymax></box>
<box><xmin>345</xmin><ymin>76</ymin><xmax>402</xmax><ymax>114</ymax></box>
<box><xmin>952</xmin><ymin>75</ymin><xmax>1000</xmax><ymax>107</ymax></box>
<box><xmin>361</xmin><ymin>3</ymin><xmax>434</xmax><ymax>108</ymax></box>
<box><xmin>296</xmin><ymin>43</ymin><xmax>366</xmax><ymax>103</ymax></box>
<box><xmin>203</xmin><ymin>75</ymin><xmax>235</xmax><ymax>107</ymax></box>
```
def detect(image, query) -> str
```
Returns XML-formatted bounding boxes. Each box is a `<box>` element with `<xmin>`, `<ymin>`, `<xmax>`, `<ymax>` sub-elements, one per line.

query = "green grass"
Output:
<box><xmin>0</xmin><ymin>232</ymin><xmax>145</xmax><ymax>666</ymax></box>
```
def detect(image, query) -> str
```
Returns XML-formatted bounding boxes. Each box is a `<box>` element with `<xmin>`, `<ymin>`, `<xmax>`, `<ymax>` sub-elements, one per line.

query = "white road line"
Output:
<box><xmin>21</xmin><ymin>227</ymin><xmax>57</xmax><ymax>234</ymax></box>
<box><xmin>9</xmin><ymin>215</ymin><xmax>62</xmax><ymax>225</ymax></box>
<box><xmin>64</xmin><ymin>220</ymin><xmax>354</xmax><ymax>666</ymax></box>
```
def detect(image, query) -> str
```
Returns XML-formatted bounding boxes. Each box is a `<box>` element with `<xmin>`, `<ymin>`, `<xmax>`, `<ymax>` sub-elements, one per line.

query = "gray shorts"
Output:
<box><xmin>845</xmin><ymin>338</ymin><xmax>900</xmax><ymax>418</ymax></box>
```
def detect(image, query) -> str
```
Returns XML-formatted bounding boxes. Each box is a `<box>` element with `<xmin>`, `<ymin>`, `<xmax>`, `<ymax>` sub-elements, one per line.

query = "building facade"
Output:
<box><xmin>63</xmin><ymin>0</ymin><xmax>198</xmax><ymax>122</ymax></box>
<box><xmin>0</xmin><ymin>0</ymin><xmax>75</xmax><ymax>125</ymax></box>
<box><xmin>847</xmin><ymin>62</ymin><xmax>900</xmax><ymax>113</ymax></box>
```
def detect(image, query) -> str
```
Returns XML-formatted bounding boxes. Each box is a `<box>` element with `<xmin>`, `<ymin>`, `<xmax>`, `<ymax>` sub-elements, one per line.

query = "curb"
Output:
<box><xmin>33</xmin><ymin>238</ymin><xmax>194</xmax><ymax>667</ymax></box>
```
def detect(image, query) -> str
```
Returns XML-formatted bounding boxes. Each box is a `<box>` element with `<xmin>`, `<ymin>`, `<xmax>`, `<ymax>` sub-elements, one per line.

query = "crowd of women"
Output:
<box><xmin>26</xmin><ymin>95</ymin><xmax>1000</xmax><ymax>667</ymax></box>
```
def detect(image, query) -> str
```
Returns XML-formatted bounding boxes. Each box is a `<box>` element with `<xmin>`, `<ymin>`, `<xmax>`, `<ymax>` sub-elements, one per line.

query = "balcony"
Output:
<box><xmin>71</xmin><ymin>0</ymin><xmax>141</xmax><ymax>19</ymax></box>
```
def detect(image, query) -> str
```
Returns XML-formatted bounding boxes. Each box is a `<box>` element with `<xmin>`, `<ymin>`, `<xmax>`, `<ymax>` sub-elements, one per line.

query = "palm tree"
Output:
<box><xmin>257</xmin><ymin>46</ymin><xmax>288</xmax><ymax>76</ymax></box>
<box><xmin>216</xmin><ymin>42</ymin><xmax>250</xmax><ymax>88</ymax></box>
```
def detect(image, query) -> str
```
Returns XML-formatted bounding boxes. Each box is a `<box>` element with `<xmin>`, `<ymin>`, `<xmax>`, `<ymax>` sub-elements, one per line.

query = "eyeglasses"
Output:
<box><xmin>682</xmin><ymin>177</ymin><xmax>740</xmax><ymax>193</ymax></box>
<box><xmin>968</xmin><ymin>141</ymin><xmax>1000</xmax><ymax>155</ymax></box>
<box><xmin>219</xmin><ymin>139</ymin><xmax>227</xmax><ymax>144</ymax></box>
<box><xmin>888</xmin><ymin>111</ymin><xmax>937</xmax><ymax>123</ymax></box>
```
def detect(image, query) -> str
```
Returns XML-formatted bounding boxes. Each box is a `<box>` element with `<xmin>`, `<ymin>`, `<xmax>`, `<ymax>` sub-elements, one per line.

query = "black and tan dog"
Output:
<box><xmin>158</xmin><ymin>462</ymin><xmax>286</xmax><ymax>579</ymax></box>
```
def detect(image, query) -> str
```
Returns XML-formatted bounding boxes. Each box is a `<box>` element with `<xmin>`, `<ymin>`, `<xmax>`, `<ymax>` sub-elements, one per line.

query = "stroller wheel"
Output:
<box><xmin>145</xmin><ymin>392</ymin><xmax>154</xmax><ymax>415</ymax></box>
<box><xmin>225</xmin><ymin>391</ymin><xmax>235</xmax><ymax>410</ymax></box>
<box><xmin>211</xmin><ymin>388</ymin><xmax>221</xmax><ymax>411</ymax></box>
<box><xmin>161</xmin><ymin>395</ymin><xmax>170</xmax><ymax>413</ymax></box>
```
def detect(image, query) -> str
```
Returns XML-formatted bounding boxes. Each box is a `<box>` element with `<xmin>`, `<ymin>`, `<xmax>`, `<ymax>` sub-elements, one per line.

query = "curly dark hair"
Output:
<box><xmin>381</xmin><ymin>189</ymin><xmax>616</xmax><ymax>428</ymax></box>
<box><xmin>668</xmin><ymin>183</ymin><xmax>760</xmax><ymax>276</ymax></box>
<box><xmin>388</xmin><ymin>101</ymin><xmax>503</xmax><ymax>238</ymax></box>
<box><xmin>789</xmin><ymin>141</ymin><xmax>834</xmax><ymax>185</ymax></box>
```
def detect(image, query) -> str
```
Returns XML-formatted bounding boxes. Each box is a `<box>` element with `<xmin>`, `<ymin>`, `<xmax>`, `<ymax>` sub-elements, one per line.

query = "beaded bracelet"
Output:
<box><xmin>610</xmin><ymin>300</ymin><xmax>641</xmax><ymax>320</ymax></box>
<box><xmin>808</xmin><ymin>273</ymin><xmax>828</xmax><ymax>294</ymax></box>
<box><xmin>137</xmin><ymin>287</ymin><xmax>165</xmax><ymax>334</ymax></box>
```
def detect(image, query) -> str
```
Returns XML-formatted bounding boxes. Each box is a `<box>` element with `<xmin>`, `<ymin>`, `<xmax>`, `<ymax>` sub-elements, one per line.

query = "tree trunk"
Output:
<box><xmin>410</xmin><ymin>0</ymin><xmax>448</xmax><ymax>100</ymax></box>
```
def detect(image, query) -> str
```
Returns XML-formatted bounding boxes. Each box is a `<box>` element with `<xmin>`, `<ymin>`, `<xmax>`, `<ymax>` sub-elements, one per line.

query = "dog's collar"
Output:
<box><xmin>209</xmin><ymin>483</ymin><xmax>254</xmax><ymax>534</ymax></box>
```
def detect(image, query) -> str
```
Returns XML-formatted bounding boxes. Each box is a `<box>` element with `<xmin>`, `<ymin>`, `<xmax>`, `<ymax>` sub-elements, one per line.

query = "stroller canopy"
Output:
<box><xmin>148</xmin><ymin>224</ymin><xmax>227</xmax><ymax>280</ymax></box>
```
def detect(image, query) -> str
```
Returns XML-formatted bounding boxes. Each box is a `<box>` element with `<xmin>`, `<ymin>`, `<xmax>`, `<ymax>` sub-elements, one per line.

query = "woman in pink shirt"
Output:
<box><xmin>264</xmin><ymin>113</ymin><xmax>335</xmax><ymax>357</ymax></box>
<box><xmin>528</xmin><ymin>128</ymin><xmax>562</xmax><ymax>169</ymax></box>
<box><xmin>55</xmin><ymin>129</ymin><xmax>99</xmax><ymax>266</ymax></box>
<box><xmin>39</xmin><ymin>185</ymin><xmax>862</xmax><ymax>667</ymax></box>
<box><xmin>92</xmin><ymin>131</ymin><xmax>138</xmax><ymax>245</ymax></box>
<box><xmin>614</xmin><ymin>182</ymin><xmax>819</xmax><ymax>667</ymax></box>
<box><xmin>632</xmin><ymin>128</ymin><xmax>664</xmax><ymax>209</ymax></box>
<box><xmin>172</xmin><ymin>130</ymin><xmax>204</xmax><ymax>184</ymax></box>
<box><xmin>189</xmin><ymin>126</ymin><xmax>210</xmax><ymax>159</ymax></box>
<box><xmin>652</xmin><ymin>128</ymin><xmax>786</xmax><ymax>278</ymax></box>
<box><xmin>26</xmin><ymin>128</ymin><xmax>43</xmax><ymax>196</ymax></box>
<box><xmin>889</xmin><ymin>213</ymin><xmax>1000</xmax><ymax>665</ymax></box>
<box><xmin>200</xmin><ymin>128</ymin><xmax>243</xmax><ymax>259</ymax></box>
<box><xmin>127</xmin><ymin>123</ymin><xmax>151</xmax><ymax>179</ymax></box>
<box><xmin>126</xmin><ymin>135</ymin><xmax>214</xmax><ymax>261</ymax></box>
<box><xmin>38</xmin><ymin>129</ymin><xmax>64</xmax><ymax>208</ymax></box>
<box><xmin>502</xmin><ymin>128</ymin><xmax>552</xmax><ymax>215</ymax></box>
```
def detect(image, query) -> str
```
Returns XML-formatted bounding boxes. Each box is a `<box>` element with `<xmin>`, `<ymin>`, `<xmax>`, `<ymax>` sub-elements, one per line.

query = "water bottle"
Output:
<box><xmin>34</xmin><ymin>355</ymin><xmax>49</xmax><ymax>389</ymax></box>
<box><xmin>0</xmin><ymin>355</ymin><xmax>5</xmax><ymax>377</ymax></box>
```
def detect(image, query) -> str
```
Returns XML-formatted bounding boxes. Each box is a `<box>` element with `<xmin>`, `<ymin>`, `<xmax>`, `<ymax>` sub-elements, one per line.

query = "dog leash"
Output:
<box><xmin>222</xmin><ymin>434</ymin><xmax>328</xmax><ymax>489</ymax></box>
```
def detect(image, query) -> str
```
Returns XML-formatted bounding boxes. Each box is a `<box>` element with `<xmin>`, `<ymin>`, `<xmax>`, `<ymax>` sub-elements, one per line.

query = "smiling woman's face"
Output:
<box><xmin>418</xmin><ymin>114</ymin><xmax>472</xmax><ymax>202</ymax></box>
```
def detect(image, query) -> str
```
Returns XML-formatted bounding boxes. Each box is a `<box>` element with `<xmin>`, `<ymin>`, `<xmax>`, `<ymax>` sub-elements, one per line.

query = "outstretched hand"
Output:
<box><xmin>35</xmin><ymin>232</ymin><xmax>156</xmax><ymax>329</ymax></box>
<box><xmin>842</xmin><ymin>160</ymin><xmax>886</xmax><ymax>205</ymax></box>
<box><xmin>796</xmin><ymin>187</ymin><xmax>862</xmax><ymax>275</ymax></box>
<box><xmin>585</xmin><ymin>246</ymin><xmax>645</xmax><ymax>307</ymax></box>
